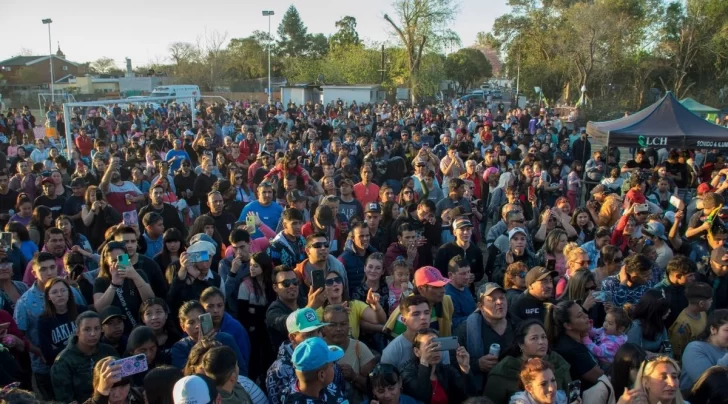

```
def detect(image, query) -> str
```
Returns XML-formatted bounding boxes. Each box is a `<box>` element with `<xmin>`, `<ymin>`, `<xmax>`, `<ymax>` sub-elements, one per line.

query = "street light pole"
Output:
<box><xmin>42</xmin><ymin>18</ymin><xmax>54</xmax><ymax>102</ymax></box>
<box><xmin>262</xmin><ymin>10</ymin><xmax>275</xmax><ymax>105</ymax></box>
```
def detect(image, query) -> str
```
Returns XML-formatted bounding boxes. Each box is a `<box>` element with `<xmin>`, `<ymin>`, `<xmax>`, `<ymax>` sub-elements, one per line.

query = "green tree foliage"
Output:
<box><xmin>330</xmin><ymin>16</ymin><xmax>361</xmax><ymax>49</ymax></box>
<box><xmin>384</xmin><ymin>0</ymin><xmax>460</xmax><ymax>101</ymax></box>
<box><xmin>493</xmin><ymin>0</ymin><xmax>728</xmax><ymax>113</ymax></box>
<box><xmin>445</xmin><ymin>48</ymin><xmax>493</xmax><ymax>94</ymax></box>
<box><xmin>277</xmin><ymin>5</ymin><xmax>309</xmax><ymax>58</ymax></box>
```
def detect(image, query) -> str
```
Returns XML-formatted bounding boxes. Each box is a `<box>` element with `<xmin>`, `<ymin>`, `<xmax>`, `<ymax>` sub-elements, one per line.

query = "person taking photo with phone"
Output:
<box><xmin>93</xmin><ymin>241</ymin><xmax>154</xmax><ymax>332</ymax></box>
<box><xmin>400</xmin><ymin>328</ymin><xmax>476</xmax><ymax>403</ymax></box>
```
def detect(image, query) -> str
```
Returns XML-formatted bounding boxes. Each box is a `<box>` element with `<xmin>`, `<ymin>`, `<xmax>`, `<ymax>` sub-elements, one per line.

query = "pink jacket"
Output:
<box><xmin>223</xmin><ymin>222</ymin><xmax>275</xmax><ymax>258</ymax></box>
<box><xmin>583</xmin><ymin>328</ymin><xmax>628</xmax><ymax>365</ymax></box>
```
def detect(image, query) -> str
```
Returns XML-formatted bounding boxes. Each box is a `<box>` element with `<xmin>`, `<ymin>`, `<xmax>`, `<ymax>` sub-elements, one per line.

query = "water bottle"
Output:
<box><xmin>489</xmin><ymin>343</ymin><xmax>500</xmax><ymax>357</ymax></box>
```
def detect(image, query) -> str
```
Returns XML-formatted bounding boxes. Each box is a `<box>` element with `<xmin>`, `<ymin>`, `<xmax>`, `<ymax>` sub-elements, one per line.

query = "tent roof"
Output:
<box><xmin>680</xmin><ymin>97</ymin><xmax>721</xmax><ymax>114</ymax></box>
<box><xmin>586</xmin><ymin>92</ymin><xmax>728</xmax><ymax>150</ymax></box>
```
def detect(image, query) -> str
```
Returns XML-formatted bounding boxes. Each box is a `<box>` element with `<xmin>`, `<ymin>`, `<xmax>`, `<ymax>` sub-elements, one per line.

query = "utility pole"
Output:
<box><xmin>42</xmin><ymin>18</ymin><xmax>54</xmax><ymax>102</ymax></box>
<box><xmin>262</xmin><ymin>10</ymin><xmax>275</xmax><ymax>105</ymax></box>
<box><xmin>379</xmin><ymin>45</ymin><xmax>385</xmax><ymax>84</ymax></box>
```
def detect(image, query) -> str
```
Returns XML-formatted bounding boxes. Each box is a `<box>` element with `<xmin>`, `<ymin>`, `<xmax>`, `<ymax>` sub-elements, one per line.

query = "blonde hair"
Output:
<box><xmin>633</xmin><ymin>356</ymin><xmax>686</xmax><ymax>404</ymax></box>
<box><xmin>563</xmin><ymin>242</ymin><xmax>587</xmax><ymax>273</ymax></box>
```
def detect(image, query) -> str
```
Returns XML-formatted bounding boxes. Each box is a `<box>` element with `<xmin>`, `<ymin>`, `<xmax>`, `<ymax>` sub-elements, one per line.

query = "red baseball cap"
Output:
<box><xmin>697</xmin><ymin>183</ymin><xmax>712</xmax><ymax>194</ymax></box>
<box><xmin>414</xmin><ymin>266</ymin><xmax>450</xmax><ymax>288</ymax></box>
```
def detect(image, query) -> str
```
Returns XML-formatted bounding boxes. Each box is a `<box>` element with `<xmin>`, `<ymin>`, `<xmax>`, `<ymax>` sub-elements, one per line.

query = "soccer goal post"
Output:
<box><xmin>61</xmin><ymin>96</ymin><xmax>195</xmax><ymax>157</ymax></box>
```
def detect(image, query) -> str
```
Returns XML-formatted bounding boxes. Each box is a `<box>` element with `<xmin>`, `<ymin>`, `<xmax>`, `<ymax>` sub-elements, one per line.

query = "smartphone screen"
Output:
<box><xmin>528</xmin><ymin>186</ymin><xmax>536</xmax><ymax>200</ymax></box>
<box><xmin>433</xmin><ymin>336</ymin><xmax>458</xmax><ymax>351</ymax></box>
<box><xmin>117</xmin><ymin>254</ymin><xmax>130</xmax><ymax>268</ymax></box>
<box><xmin>199</xmin><ymin>313</ymin><xmax>213</xmax><ymax>336</ymax></box>
<box><xmin>311</xmin><ymin>269</ymin><xmax>325</xmax><ymax>290</ymax></box>
<box><xmin>110</xmin><ymin>354</ymin><xmax>148</xmax><ymax>378</ymax></box>
<box><xmin>246</xmin><ymin>215</ymin><xmax>256</xmax><ymax>229</ymax></box>
<box><xmin>568</xmin><ymin>380</ymin><xmax>581</xmax><ymax>401</ymax></box>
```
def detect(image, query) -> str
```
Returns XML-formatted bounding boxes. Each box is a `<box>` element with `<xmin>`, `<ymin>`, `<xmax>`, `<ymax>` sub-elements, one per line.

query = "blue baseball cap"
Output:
<box><xmin>286</xmin><ymin>308</ymin><xmax>328</xmax><ymax>334</ymax></box>
<box><xmin>291</xmin><ymin>337</ymin><xmax>344</xmax><ymax>372</ymax></box>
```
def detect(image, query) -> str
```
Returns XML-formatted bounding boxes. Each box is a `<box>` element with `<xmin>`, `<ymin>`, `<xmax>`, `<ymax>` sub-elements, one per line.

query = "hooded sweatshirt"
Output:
<box><xmin>484</xmin><ymin>352</ymin><xmax>571</xmax><ymax>404</ymax></box>
<box><xmin>50</xmin><ymin>336</ymin><xmax>118</xmax><ymax>404</ymax></box>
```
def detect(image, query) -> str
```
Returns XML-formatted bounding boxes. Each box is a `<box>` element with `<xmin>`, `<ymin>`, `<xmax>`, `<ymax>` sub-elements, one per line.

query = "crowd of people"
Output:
<box><xmin>0</xmin><ymin>95</ymin><xmax>726</xmax><ymax>404</ymax></box>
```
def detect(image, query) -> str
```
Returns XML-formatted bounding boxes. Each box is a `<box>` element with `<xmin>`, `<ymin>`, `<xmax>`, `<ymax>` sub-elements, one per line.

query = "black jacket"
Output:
<box><xmin>400</xmin><ymin>358</ymin><xmax>477</xmax><ymax>404</ymax></box>
<box><xmin>434</xmin><ymin>241</ymin><xmax>484</xmax><ymax>280</ymax></box>
<box><xmin>139</xmin><ymin>203</ymin><xmax>186</xmax><ymax>240</ymax></box>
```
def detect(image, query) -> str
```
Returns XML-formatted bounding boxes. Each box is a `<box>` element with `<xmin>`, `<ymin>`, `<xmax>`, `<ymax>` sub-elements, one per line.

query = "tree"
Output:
<box><xmin>307</xmin><ymin>33</ymin><xmax>329</xmax><ymax>58</ymax></box>
<box><xmin>384</xmin><ymin>0</ymin><xmax>460</xmax><ymax>101</ymax></box>
<box><xmin>277</xmin><ymin>5</ymin><xmax>309</xmax><ymax>58</ymax></box>
<box><xmin>330</xmin><ymin>16</ymin><xmax>361</xmax><ymax>49</ymax></box>
<box><xmin>445</xmin><ymin>48</ymin><xmax>493</xmax><ymax>93</ymax></box>
<box><xmin>90</xmin><ymin>57</ymin><xmax>118</xmax><ymax>74</ymax></box>
<box><xmin>226</xmin><ymin>36</ymin><xmax>268</xmax><ymax>80</ymax></box>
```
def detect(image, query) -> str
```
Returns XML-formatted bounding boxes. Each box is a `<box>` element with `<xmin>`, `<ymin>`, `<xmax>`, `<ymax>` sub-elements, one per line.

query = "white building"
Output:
<box><xmin>322</xmin><ymin>85</ymin><xmax>385</xmax><ymax>105</ymax></box>
<box><xmin>280</xmin><ymin>84</ymin><xmax>320</xmax><ymax>106</ymax></box>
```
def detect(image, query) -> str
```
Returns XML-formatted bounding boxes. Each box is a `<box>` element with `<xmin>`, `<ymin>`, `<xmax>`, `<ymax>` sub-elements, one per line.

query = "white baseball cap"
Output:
<box><xmin>173</xmin><ymin>375</ymin><xmax>218</xmax><ymax>404</ymax></box>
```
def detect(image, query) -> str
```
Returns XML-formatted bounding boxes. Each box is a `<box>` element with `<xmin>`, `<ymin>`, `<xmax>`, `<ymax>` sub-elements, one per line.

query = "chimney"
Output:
<box><xmin>125</xmin><ymin>58</ymin><xmax>134</xmax><ymax>78</ymax></box>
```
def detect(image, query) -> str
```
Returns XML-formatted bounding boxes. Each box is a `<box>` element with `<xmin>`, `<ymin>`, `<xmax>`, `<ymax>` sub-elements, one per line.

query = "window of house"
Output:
<box><xmin>62</xmin><ymin>66</ymin><xmax>68</xmax><ymax>71</ymax></box>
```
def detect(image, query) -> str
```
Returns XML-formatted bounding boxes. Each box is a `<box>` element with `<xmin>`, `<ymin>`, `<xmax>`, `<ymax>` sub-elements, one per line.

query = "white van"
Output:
<box><xmin>150</xmin><ymin>85</ymin><xmax>200</xmax><ymax>105</ymax></box>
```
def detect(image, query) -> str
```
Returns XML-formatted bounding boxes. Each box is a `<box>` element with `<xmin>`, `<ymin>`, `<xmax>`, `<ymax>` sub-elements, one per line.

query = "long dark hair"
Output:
<box><xmin>186</xmin><ymin>215</ymin><xmax>223</xmax><ymax>249</ymax></box>
<box><xmin>503</xmin><ymin>319</ymin><xmax>548</xmax><ymax>359</ymax></box>
<box><xmin>610</xmin><ymin>343</ymin><xmax>646</xmax><ymax>397</ymax></box>
<box><xmin>29</xmin><ymin>205</ymin><xmax>52</xmax><ymax>243</ymax></box>
<box><xmin>98</xmin><ymin>241</ymin><xmax>127</xmax><ymax>279</ymax></box>
<box><xmin>544</xmin><ymin>300</ymin><xmax>578</xmax><ymax>343</ymax></box>
<box><xmin>143</xmin><ymin>366</ymin><xmax>182</xmax><ymax>404</ymax></box>
<box><xmin>160</xmin><ymin>228</ymin><xmax>186</xmax><ymax>259</ymax></box>
<box><xmin>249</xmin><ymin>251</ymin><xmax>275</xmax><ymax>301</ymax></box>
<box><xmin>41</xmin><ymin>278</ymin><xmax>79</xmax><ymax>320</ymax></box>
<box><xmin>56</xmin><ymin>214</ymin><xmax>79</xmax><ymax>244</ymax></box>
<box><xmin>5</xmin><ymin>221</ymin><xmax>30</xmax><ymax>242</ymax></box>
<box><xmin>625</xmin><ymin>288</ymin><xmax>669</xmax><ymax>341</ymax></box>
<box><xmin>697</xmin><ymin>309</ymin><xmax>728</xmax><ymax>342</ymax></box>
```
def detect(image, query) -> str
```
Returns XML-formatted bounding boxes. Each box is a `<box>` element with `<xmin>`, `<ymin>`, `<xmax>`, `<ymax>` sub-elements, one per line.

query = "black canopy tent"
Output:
<box><xmin>586</xmin><ymin>92</ymin><xmax>728</xmax><ymax>150</ymax></box>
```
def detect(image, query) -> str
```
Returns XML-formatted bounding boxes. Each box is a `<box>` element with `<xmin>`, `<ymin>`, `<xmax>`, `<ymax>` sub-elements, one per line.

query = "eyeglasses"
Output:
<box><xmin>325</xmin><ymin>276</ymin><xmax>343</xmax><ymax>286</ymax></box>
<box><xmin>276</xmin><ymin>279</ymin><xmax>299</xmax><ymax>288</ymax></box>
<box><xmin>309</xmin><ymin>241</ymin><xmax>329</xmax><ymax>249</ymax></box>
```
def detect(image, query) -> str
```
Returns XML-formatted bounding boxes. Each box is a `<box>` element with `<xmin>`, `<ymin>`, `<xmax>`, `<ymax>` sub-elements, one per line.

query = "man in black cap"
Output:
<box><xmin>364</xmin><ymin>202</ymin><xmax>388</xmax><ymax>252</ymax></box>
<box><xmin>99</xmin><ymin>306</ymin><xmax>128</xmax><ymax>356</ymax></box>
<box><xmin>63</xmin><ymin>177</ymin><xmax>87</xmax><ymax>235</ymax></box>
<box><xmin>509</xmin><ymin>266</ymin><xmax>556</xmax><ymax>323</ymax></box>
<box><xmin>434</xmin><ymin>216</ymin><xmax>484</xmax><ymax>283</ymax></box>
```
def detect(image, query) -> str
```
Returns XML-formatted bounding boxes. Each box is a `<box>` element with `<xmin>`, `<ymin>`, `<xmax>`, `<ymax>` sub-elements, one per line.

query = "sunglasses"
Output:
<box><xmin>277</xmin><ymin>279</ymin><xmax>299</xmax><ymax>288</ymax></box>
<box><xmin>325</xmin><ymin>276</ymin><xmax>343</xmax><ymax>286</ymax></box>
<box><xmin>309</xmin><ymin>241</ymin><xmax>329</xmax><ymax>249</ymax></box>
<box><xmin>235</xmin><ymin>176</ymin><xmax>243</xmax><ymax>180</ymax></box>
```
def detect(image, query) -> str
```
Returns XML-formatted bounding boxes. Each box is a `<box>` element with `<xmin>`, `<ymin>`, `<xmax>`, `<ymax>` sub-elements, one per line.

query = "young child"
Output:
<box><xmin>386</xmin><ymin>259</ymin><xmax>413</xmax><ymax>316</ymax></box>
<box><xmin>669</xmin><ymin>281</ymin><xmax>713</xmax><ymax>360</ymax></box>
<box><xmin>582</xmin><ymin>307</ymin><xmax>629</xmax><ymax>368</ymax></box>
<box><xmin>284</xmin><ymin>337</ymin><xmax>346</xmax><ymax>403</ymax></box>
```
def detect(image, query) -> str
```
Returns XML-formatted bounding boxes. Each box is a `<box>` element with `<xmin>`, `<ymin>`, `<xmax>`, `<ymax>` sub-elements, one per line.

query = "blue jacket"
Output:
<box><xmin>220</xmin><ymin>312</ymin><xmax>251</xmax><ymax>372</ymax></box>
<box><xmin>338</xmin><ymin>241</ymin><xmax>377</xmax><ymax>296</ymax></box>
<box><xmin>171</xmin><ymin>331</ymin><xmax>247</xmax><ymax>376</ymax></box>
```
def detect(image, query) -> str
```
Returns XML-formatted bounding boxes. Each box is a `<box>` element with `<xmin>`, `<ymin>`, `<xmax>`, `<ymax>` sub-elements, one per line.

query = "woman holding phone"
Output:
<box><xmin>93</xmin><ymin>241</ymin><xmax>154</xmax><ymax>331</ymax></box>
<box><xmin>82</xmin><ymin>186</ymin><xmax>121</xmax><ymax>251</ymax></box>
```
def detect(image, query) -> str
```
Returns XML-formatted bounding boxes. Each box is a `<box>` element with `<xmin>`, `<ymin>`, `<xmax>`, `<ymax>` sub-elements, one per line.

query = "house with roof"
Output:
<box><xmin>0</xmin><ymin>45</ymin><xmax>81</xmax><ymax>88</ymax></box>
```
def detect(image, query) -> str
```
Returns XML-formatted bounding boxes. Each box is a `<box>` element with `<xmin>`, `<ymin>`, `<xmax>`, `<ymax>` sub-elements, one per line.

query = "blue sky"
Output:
<box><xmin>2</xmin><ymin>0</ymin><xmax>508</xmax><ymax>69</ymax></box>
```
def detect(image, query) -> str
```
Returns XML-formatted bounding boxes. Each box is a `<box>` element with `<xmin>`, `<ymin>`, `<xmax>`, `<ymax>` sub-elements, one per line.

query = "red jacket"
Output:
<box><xmin>239</xmin><ymin>139</ymin><xmax>258</xmax><ymax>162</ymax></box>
<box><xmin>75</xmin><ymin>135</ymin><xmax>93</xmax><ymax>157</ymax></box>
<box><xmin>0</xmin><ymin>309</ymin><xmax>30</xmax><ymax>353</ymax></box>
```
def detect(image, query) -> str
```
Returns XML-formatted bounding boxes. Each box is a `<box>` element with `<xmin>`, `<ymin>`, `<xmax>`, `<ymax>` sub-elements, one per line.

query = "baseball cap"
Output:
<box><xmin>286</xmin><ymin>308</ymin><xmax>328</xmax><ymax>334</ymax></box>
<box><xmin>188</xmin><ymin>233</ymin><xmax>217</xmax><ymax>248</ymax></box>
<box><xmin>41</xmin><ymin>177</ymin><xmax>55</xmax><ymax>186</ymax></box>
<box><xmin>365</xmin><ymin>202</ymin><xmax>381</xmax><ymax>214</ymax></box>
<box><xmin>477</xmin><ymin>282</ymin><xmax>506</xmax><ymax>299</ymax></box>
<box><xmin>173</xmin><ymin>375</ymin><xmax>219</xmax><ymax>404</ymax></box>
<box><xmin>643</xmin><ymin>221</ymin><xmax>667</xmax><ymax>241</ymax></box>
<box><xmin>525</xmin><ymin>266</ymin><xmax>557</xmax><ymax>287</ymax></box>
<box><xmin>663</xmin><ymin>211</ymin><xmax>676</xmax><ymax>224</ymax></box>
<box><xmin>187</xmin><ymin>240</ymin><xmax>216</xmax><ymax>257</ymax></box>
<box><xmin>414</xmin><ymin>266</ymin><xmax>450</xmax><ymax>288</ymax></box>
<box><xmin>99</xmin><ymin>306</ymin><xmax>126</xmax><ymax>325</ymax></box>
<box><xmin>508</xmin><ymin>227</ymin><xmax>527</xmax><ymax>241</ymax></box>
<box><xmin>291</xmin><ymin>337</ymin><xmax>344</xmax><ymax>372</ymax></box>
<box><xmin>314</xmin><ymin>205</ymin><xmax>336</xmax><ymax>227</ymax></box>
<box><xmin>286</xmin><ymin>190</ymin><xmax>307</xmax><ymax>204</ymax></box>
<box><xmin>697</xmin><ymin>183</ymin><xmax>712</xmax><ymax>194</ymax></box>
<box><xmin>70</xmin><ymin>177</ymin><xmax>87</xmax><ymax>188</ymax></box>
<box><xmin>590</xmin><ymin>184</ymin><xmax>607</xmax><ymax>195</ymax></box>
<box><xmin>453</xmin><ymin>217</ymin><xmax>473</xmax><ymax>230</ymax></box>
